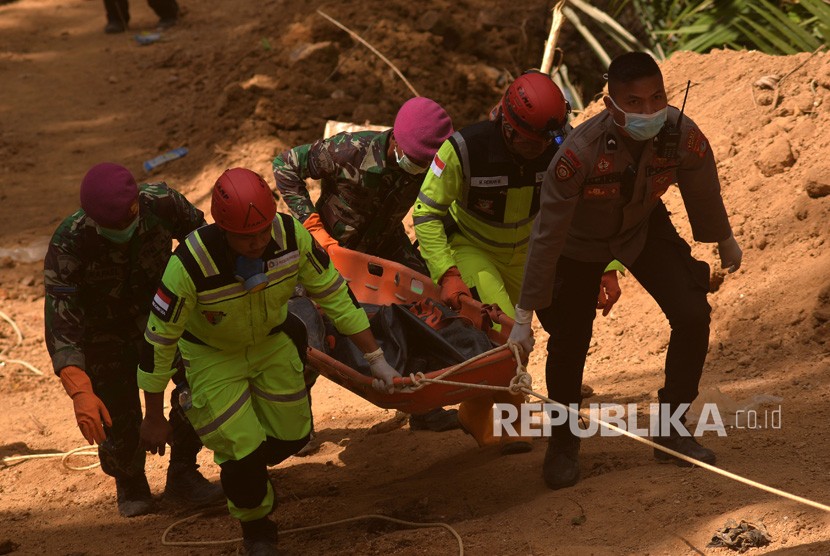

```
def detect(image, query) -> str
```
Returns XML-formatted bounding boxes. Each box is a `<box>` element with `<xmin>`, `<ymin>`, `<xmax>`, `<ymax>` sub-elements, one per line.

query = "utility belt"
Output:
<box><xmin>180</xmin><ymin>311</ymin><xmax>309</xmax><ymax>363</ymax></box>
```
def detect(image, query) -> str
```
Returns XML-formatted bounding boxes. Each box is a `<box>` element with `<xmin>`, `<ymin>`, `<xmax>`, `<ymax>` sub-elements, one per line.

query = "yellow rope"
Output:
<box><xmin>161</xmin><ymin>510</ymin><xmax>464</xmax><ymax>554</ymax></box>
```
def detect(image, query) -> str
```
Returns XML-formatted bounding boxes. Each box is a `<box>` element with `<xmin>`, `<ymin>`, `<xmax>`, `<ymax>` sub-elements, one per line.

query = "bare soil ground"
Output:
<box><xmin>1</xmin><ymin>0</ymin><xmax>829</xmax><ymax>554</ymax></box>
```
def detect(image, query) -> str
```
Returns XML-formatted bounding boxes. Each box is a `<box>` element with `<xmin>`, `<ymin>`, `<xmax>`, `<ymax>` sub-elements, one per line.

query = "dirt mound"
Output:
<box><xmin>1</xmin><ymin>0</ymin><xmax>829</xmax><ymax>554</ymax></box>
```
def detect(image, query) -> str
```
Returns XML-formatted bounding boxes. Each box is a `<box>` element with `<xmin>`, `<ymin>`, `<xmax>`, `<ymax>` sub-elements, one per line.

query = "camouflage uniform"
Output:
<box><xmin>44</xmin><ymin>182</ymin><xmax>205</xmax><ymax>480</ymax></box>
<box><xmin>273</xmin><ymin>129</ymin><xmax>429</xmax><ymax>274</ymax></box>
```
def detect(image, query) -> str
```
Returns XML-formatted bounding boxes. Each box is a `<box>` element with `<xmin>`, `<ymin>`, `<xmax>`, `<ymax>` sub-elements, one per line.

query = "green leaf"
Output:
<box><xmin>738</xmin><ymin>14</ymin><xmax>800</xmax><ymax>54</ymax></box>
<box><xmin>733</xmin><ymin>20</ymin><xmax>777</xmax><ymax>53</ymax></box>
<box><xmin>747</xmin><ymin>0</ymin><xmax>819</xmax><ymax>51</ymax></box>
<box><xmin>801</xmin><ymin>0</ymin><xmax>830</xmax><ymax>30</ymax></box>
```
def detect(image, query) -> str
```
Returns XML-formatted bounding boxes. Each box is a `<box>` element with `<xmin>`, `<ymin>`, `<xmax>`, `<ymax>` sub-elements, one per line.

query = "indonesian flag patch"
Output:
<box><xmin>151</xmin><ymin>283</ymin><xmax>179</xmax><ymax>322</ymax></box>
<box><xmin>430</xmin><ymin>154</ymin><xmax>446</xmax><ymax>177</ymax></box>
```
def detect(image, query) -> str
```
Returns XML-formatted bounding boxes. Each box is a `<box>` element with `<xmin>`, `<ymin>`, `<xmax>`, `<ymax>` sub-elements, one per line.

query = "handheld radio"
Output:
<box><xmin>655</xmin><ymin>80</ymin><xmax>690</xmax><ymax>159</ymax></box>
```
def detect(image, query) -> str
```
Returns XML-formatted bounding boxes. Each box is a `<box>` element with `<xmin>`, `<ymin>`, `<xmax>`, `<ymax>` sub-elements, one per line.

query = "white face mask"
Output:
<box><xmin>394</xmin><ymin>148</ymin><xmax>429</xmax><ymax>175</ymax></box>
<box><xmin>607</xmin><ymin>96</ymin><xmax>667</xmax><ymax>141</ymax></box>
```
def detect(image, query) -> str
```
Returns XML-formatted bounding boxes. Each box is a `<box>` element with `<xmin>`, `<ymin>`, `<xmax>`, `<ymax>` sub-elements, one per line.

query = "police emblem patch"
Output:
<box><xmin>686</xmin><ymin>127</ymin><xmax>709</xmax><ymax>158</ymax></box>
<box><xmin>555</xmin><ymin>158</ymin><xmax>575</xmax><ymax>181</ymax></box>
<box><xmin>473</xmin><ymin>198</ymin><xmax>495</xmax><ymax>214</ymax></box>
<box><xmin>201</xmin><ymin>310</ymin><xmax>227</xmax><ymax>325</ymax></box>
<box><xmin>596</xmin><ymin>155</ymin><xmax>613</xmax><ymax>174</ymax></box>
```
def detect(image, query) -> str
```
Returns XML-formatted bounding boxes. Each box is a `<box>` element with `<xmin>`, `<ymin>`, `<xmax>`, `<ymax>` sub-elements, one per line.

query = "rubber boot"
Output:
<box><xmin>240</xmin><ymin>516</ymin><xmax>278</xmax><ymax>556</ymax></box>
<box><xmin>165</xmin><ymin>463</ymin><xmax>224</xmax><ymax>505</ymax></box>
<box><xmin>115</xmin><ymin>474</ymin><xmax>154</xmax><ymax>517</ymax></box>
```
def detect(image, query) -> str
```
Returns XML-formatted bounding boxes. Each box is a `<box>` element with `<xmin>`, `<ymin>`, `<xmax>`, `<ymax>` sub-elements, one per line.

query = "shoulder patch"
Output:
<box><xmin>555</xmin><ymin>157</ymin><xmax>576</xmax><ymax>182</ymax></box>
<box><xmin>563</xmin><ymin>148</ymin><xmax>582</xmax><ymax>168</ymax></box>
<box><xmin>430</xmin><ymin>154</ymin><xmax>446</xmax><ymax>177</ymax></box>
<box><xmin>151</xmin><ymin>283</ymin><xmax>180</xmax><ymax>323</ymax></box>
<box><xmin>686</xmin><ymin>127</ymin><xmax>709</xmax><ymax>158</ymax></box>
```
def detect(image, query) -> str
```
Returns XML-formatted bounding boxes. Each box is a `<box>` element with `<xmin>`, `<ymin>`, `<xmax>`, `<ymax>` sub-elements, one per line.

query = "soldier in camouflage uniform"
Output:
<box><xmin>44</xmin><ymin>163</ymin><xmax>223</xmax><ymax>517</ymax></box>
<box><xmin>272</xmin><ymin>98</ymin><xmax>462</xmax><ymax>433</ymax></box>
<box><xmin>272</xmin><ymin>97</ymin><xmax>454</xmax><ymax>275</ymax></box>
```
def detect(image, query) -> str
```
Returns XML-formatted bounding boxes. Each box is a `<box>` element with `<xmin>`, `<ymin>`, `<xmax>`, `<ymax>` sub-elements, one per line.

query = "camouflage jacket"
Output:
<box><xmin>272</xmin><ymin>130</ymin><xmax>425</xmax><ymax>251</ymax></box>
<box><xmin>44</xmin><ymin>183</ymin><xmax>204</xmax><ymax>375</ymax></box>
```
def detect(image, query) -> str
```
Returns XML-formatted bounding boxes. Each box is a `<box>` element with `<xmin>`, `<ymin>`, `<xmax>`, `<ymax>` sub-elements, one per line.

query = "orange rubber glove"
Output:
<box><xmin>439</xmin><ymin>266</ymin><xmax>472</xmax><ymax>310</ymax></box>
<box><xmin>303</xmin><ymin>212</ymin><xmax>339</xmax><ymax>252</ymax></box>
<box><xmin>59</xmin><ymin>365</ymin><xmax>112</xmax><ymax>445</ymax></box>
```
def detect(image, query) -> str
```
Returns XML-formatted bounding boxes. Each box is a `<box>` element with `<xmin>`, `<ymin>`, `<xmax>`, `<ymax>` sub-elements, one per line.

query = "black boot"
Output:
<box><xmin>115</xmin><ymin>474</ymin><xmax>153</xmax><ymax>517</ymax></box>
<box><xmin>653</xmin><ymin>433</ymin><xmax>716</xmax><ymax>466</ymax></box>
<box><xmin>652</xmin><ymin>401</ymin><xmax>716</xmax><ymax>466</ymax></box>
<box><xmin>165</xmin><ymin>463</ymin><xmax>225</xmax><ymax>505</ymax></box>
<box><xmin>409</xmin><ymin>407</ymin><xmax>461</xmax><ymax>432</ymax></box>
<box><xmin>542</xmin><ymin>430</ymin><xmax>581</xmax><ymax>490</ymax></box>
<box><xmin>104</xmin><ymin>21</ymin><xmax>126</xmax><ymax>33</ymax></box>
<box><xmin>240</xmin><ymin>516</ymin><xmax>278</xmax><ymax>556</ymax></box>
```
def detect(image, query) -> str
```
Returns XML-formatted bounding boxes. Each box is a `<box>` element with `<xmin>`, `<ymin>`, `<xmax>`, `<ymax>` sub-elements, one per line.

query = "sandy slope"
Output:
<box><xmin>1</xmin><ymin>0</ymin><xmax>829</xmax><ymax>554</ymax></box>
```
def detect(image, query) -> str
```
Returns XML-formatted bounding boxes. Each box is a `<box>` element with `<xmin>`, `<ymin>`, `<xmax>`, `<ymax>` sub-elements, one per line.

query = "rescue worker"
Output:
<box><xmin>138</xmin><ymin>168</ymin><xmax>402</xmax><ymax>555</ymax></box>
<box><xmin>273</xmin><ymin>97</ymin><xmax>460</xmax><ymax>433</ymax></box>
<box><xmin>413</xmin><ymin>71</ymin><xmax>624</xmax><ymax>455</ymax></box>
<box><xmin>509</xmin><ymin>52</ymin><xmax>743</xmax><ymax>490</ymax></box>
<box><xmin>44</xmin><ymin>162</ymin><xmax>222</xmax><ymax>517</ymax></box>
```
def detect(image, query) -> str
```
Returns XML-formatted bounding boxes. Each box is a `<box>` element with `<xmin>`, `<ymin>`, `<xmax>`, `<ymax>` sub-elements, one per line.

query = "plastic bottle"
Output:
<box><xmin>143</xmin><ymin>147</ymin><xmax>188</xmax><ymax>172</ymax></box>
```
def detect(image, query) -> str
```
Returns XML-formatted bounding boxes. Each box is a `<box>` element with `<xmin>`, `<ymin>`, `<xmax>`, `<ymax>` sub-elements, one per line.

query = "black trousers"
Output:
<box><xmin>219</xmin><ymin>435</ymin><xmax>310</xmax><ymax>513</ymax></box>
<box><xmin>103</xmin><ymin>0</ymin><xmax>178</xmax><ymax>24</ymax></box>
<box><xmin>87</xmin><ymin>341</ymin><xmax>202</xmax><ymax>478</ymax></box>
<box><xmin>536</xmin><ymin>203</ymin><xmax>711</xmax><ymax>413</ymax></box>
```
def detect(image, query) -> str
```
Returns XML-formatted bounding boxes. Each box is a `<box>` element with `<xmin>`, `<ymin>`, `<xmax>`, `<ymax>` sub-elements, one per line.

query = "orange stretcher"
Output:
<box><xmin>304</xmin><ymin>245</ymin><xmax>520</xmax><ymax>414</ymax></box>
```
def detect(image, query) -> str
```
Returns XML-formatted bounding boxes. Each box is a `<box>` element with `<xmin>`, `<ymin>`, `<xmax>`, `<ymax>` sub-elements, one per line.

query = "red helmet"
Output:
<box><xmin>211</xmin><ymin>168</ymin><xmax>276</xmax><ymax>234</ymax></box>
<box><xmin>501</xmin><ymin>71</ymin><xmax>569</xmax><ymax>142</ymax></box>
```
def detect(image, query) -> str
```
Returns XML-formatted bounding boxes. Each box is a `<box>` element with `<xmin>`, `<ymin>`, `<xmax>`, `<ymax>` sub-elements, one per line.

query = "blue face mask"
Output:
<box><xmin>97</xmin><ymin>216</ymin><xmax>139</xmax><ymax>244</ymax></box>
<box><xmin>607</xmin><ymin>96</ymin><xmax>667</xmax><ymax>141</ymax></box>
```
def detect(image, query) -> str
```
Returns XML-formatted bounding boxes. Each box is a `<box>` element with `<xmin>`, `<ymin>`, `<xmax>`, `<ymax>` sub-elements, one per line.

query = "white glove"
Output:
<box><xmin>718</xmin><ymin>234</ymin><xmax>743</xmax><ymax>273</ymax></box>
<box><xmin>507</xmin><ymin>305</ymin><xmax>535</xmax><ymax>357</ymax></box>
<box><xmin>363</xmin><ymin>348</ymin><xmax>401</xmax><ymax>394</ymax></box>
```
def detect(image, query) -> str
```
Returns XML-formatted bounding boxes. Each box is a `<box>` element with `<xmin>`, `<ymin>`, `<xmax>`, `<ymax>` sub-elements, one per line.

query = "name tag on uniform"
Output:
<box><xmin>472</xmin><ymin>176</ymin><xmax>508</xmax><ymax>187</ymax></box>
<box><xmin>584</xmin><ymin>185</ymin><xmax>620</xmax><ymax>199</ymax></box>
<box><xmin>267</xmin><ymin>251</ymin><xmax>300</xmax><ymax>270</ymax></box>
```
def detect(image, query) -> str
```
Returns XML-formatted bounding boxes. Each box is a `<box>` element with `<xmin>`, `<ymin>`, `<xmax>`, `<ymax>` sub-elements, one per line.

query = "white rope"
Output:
<box><xmin>2</xmin><ymin>446</ymin><xmax>100</xmax><ymax>471</ymax></box>
<box><xmin>439</xmin><ymin>342</ymin><xmax>830</xmax><ymax>514</ymax></box>
<box><xmin>406</xmin><ymin>344</ymin><xmax>514</xmax><ymax>391</ymax></box>
<box><xmin>0</xmin><ymin>309</ymin><xmax>45</xmax><ymax>375</ymax></box>
<box><xmin>161</xmin><ymin>510</ymin><xmax>464</xmax><ymax>555</ymax></box>
<box><xmin>316</xmin><ymin>10</ymin><xmax>420</xmax><ymax>98</ymax></box>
